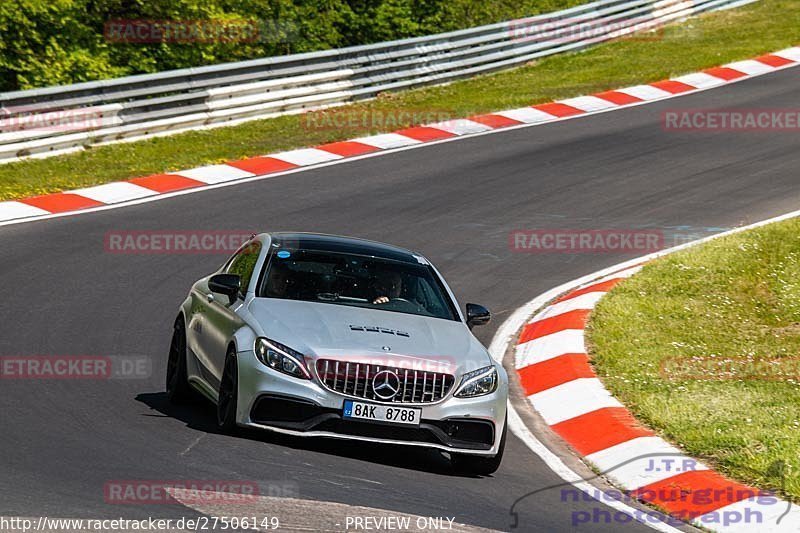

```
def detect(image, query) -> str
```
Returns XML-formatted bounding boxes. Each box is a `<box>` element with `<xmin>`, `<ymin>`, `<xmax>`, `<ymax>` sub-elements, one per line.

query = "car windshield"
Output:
<box><xmin>258</xmin><ymin>248</ymin><xmax>458</xmax><ymax>321</ymax></box>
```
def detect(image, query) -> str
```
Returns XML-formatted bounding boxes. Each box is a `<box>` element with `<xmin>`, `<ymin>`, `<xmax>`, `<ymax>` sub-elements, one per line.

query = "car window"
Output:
<box><xmin>258</xmin><ymin>248</ymin><xmax>458</xmax><ymax>321</ymax></box>
<box><xmin>226</xmin><ymin>241</ymin><xmax>262</xmax><ymax>296</ymax></box>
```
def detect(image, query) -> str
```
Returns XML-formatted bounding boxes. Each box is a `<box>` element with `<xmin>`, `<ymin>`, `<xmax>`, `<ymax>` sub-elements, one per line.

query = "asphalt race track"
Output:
<box><xmin>1</xmin><ymin>66</ymin><xmax>799</xmax><ymax>532</ymax></box>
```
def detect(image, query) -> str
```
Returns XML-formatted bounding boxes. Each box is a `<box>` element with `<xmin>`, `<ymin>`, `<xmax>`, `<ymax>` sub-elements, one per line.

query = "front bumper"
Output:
<box><xmin>236</xmin><ymin>350</ymin><xmax>507</xmax><ymax>456</ymax></box>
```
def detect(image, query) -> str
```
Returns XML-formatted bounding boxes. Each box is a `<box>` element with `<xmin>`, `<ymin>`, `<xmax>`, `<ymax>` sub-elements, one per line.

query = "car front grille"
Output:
<box><xmin>315</xmin><ymin>359</ymin><xmax>455</xmax><ymax>404</ymax></box>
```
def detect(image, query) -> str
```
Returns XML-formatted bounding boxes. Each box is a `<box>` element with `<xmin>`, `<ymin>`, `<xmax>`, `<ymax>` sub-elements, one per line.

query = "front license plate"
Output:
<box><xmin>343</xmin><ymin>400</ymin><xmax>421</xmax><ymax>426</ymax></box>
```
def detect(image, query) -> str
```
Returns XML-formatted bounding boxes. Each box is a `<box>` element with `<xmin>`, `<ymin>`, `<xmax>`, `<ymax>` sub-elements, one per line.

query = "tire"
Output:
<box><xmin>166</xmin><ymin>317</ymin><xmax>194</xmax><ymax>404</ymax></box>
<box><xmin>451</xmin><ymin>417</ymin><xmax>507</xmax><ymax>476</ymax></box>
<box><xmin>217</xmin><ymin>349</ymin><xmax>239</xmax><ymax>433</ymax></box>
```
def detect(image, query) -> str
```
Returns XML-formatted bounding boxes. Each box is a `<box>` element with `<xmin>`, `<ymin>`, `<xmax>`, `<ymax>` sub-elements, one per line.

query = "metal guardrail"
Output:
<box><xmin>0</xmin><ymin>0</ymin><xmax>757</xmax><ymax>162</ymax></box>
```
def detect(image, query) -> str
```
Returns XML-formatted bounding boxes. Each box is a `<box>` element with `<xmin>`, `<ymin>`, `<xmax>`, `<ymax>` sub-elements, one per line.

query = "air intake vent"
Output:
<box><xmin>349</xmin><ymin>325</ymin><xmax>409</xmax><ymax>337</ymax></box>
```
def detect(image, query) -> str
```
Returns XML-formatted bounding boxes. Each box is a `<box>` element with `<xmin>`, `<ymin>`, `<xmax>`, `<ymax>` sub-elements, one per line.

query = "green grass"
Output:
<box><xmin>588</xmin><ymin>217</ymin><xmax>800</xmax><ymax>501</ymax></box>
<box><xmin>1</xmin><ymin>0</ymin><xmax>799</xmax><ymax>201</ymax></box>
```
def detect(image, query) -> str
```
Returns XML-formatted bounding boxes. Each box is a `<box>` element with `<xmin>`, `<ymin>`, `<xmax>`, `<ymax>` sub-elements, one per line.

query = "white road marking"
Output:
<box><xmin>352</xmin><ymin>133</ymin><xmax>421</xmax><ymax>149</ymax></box>
<box><xmin>180</xmin><ymin>435</ymin><xmax>204</xmax><ymax>456</ymax></box>
<box><xmin>492</xmin><ymin>107</ymin><xmax>556</xmax><ymax>124</ymax></box>
<box><xmin>559</xmin><ymin>96</ymin><xmax>618</xmax><ymax>112</ymax></box>
<box><xmin>174</xmin><ymin>164</ymin><xmax>255</xmax><ymax>184</ymax></box>
<box><xmin>516</xmin><ymin>329</ymin><xmax>586</xmax><ymax>368</ymax></box>
<box><xmin>426</xmin><ymin>119</ymin><xmax>492</xmax><ymax>135</ymax></box>
<box><xmin>673</xmin><ymin>72</ymin><xmax>727</xmax><ymax>89</ymax></box>
<box><xmin>70</xmin><ymin>182</ymin><xmax>157</xmax><ymax>204</ymax></box>
<box><xmin>529</xmin><ymin>378</ymin><xmax>623</xmax><ymax>425</ymax></box>
<box><xmin>772</xmin><ymin>47</ymin><xmax>800</xmax><ymax>62</ymax></box>
<box><xmin>269</xmin><ymin>148</ymin><xmax>343</xmax><ymax>166</ymax></box>
<box><xmin>530</xmin><ymin>292</ymin><xmax>605</xmax><ymax>321</ymax></box>
<box><xmin>724</xmin><ymin>59</ymin><xmax>774</xmax><ymax>75</ymax></box>
<box><xmin>615</xmin><ymin>85</ymin><xmax>673</xmax><ymax>101</ymax></box>
<box><xmin>0</xmin><ymin>201</ymin><xmax>49</xmax><ymax>222</ymax></box>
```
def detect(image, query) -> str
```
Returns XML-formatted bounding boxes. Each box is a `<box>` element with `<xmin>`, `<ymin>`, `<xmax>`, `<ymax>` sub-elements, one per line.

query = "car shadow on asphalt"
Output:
<box><xmin>136</xmin><ymin>391</ymin><xmax>483</xmax><ymax>479</ymax></box>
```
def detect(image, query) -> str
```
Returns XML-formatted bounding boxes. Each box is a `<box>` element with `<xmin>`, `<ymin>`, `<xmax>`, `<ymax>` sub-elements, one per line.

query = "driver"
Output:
<box><xmin>265</xmin><ymin>265</ymin><xmax>291</xmax><ymax>298</ymax></box>
<box><xmin>372</xmin><ymin>270</ymin><xmax>403</xmax><ymax>305</ymax></box>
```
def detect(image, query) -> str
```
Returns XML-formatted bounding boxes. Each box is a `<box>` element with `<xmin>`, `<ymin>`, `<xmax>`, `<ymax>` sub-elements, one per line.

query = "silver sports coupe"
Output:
<box><xmin>167</xmin><ymin>232</ymin><xmax>508</xmax><ymax>474</ymax></box>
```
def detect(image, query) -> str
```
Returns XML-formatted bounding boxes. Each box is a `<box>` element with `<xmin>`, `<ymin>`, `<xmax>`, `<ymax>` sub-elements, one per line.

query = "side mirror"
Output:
<box><xmin>208</xmin><ymin>273</ymin><xmax>241</xmax><ymax>301</ymax></box>
<box><xmin>466</xmin><ymin>303</ymin><xmax>491</xmax><ymax>329</ymax></box>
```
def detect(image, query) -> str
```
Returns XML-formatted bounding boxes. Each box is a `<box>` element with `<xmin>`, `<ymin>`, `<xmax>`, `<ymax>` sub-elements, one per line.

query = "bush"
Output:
<box><xmin>0</xmin><ymin>0</ymin><xmax>586</xmax><ymax>92</ymax></box>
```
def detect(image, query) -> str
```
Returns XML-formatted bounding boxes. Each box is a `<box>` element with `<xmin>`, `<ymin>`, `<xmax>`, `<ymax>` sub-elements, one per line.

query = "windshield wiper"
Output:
<box><xmin>316</xmin><ymin>293</ymin><xmax>368</xmax><ymax>303</ymax></box>
<box><xmin>317</xmin><ymin>292</ymin><xmax>340</xmax><ymax>302</ymax></box>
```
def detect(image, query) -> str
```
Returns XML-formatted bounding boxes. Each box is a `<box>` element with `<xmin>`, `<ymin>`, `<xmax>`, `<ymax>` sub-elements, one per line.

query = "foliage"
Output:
<box><xmin>0</xmin><ymin>0</ymin><xmax>586</xmax><ymax>91</ymax></box>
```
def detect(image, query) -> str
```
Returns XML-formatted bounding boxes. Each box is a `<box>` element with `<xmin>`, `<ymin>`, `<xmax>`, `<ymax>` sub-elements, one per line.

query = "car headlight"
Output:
<box><xmin>254</xmin><ymin>337</ymin><xmax>311</xmax><ymax>379</ymax></box>
<box><xmin>454</xmin><ymin>365</ymin><xmax>498</xmax><ymax>398</ymax></box>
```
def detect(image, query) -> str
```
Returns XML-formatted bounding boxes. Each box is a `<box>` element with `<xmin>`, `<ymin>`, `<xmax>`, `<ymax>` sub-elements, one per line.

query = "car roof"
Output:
<box><xmin>267</xmin><ymin>232</ymin><xmax>422</xmax><ymax>264</ymax></box>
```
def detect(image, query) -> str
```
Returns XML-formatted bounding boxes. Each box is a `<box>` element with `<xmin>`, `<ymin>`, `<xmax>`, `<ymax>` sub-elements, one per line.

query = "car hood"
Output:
<box><xmin>246</xmin><ymin>298</ymin><xmax>491</xmax><ymax>374</ymax></box>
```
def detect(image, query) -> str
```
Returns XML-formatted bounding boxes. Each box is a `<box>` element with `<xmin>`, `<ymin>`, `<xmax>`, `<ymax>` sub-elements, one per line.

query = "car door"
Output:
<box><xmin>201</xmin><ymin>240</ymin><xmax>262</xmax><ymax>387</ymax></box>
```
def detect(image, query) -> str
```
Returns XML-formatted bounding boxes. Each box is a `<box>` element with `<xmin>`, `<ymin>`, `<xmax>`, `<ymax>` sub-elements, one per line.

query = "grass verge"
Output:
<box><xmin>588</xmin><ymin>217</ymin><xmax>800</xmax><ymax>501</ymax></box>
<box><xmin>1</xmin><ymin>0</ymin><xmax>799</xmax><ymax>201</ymax></box>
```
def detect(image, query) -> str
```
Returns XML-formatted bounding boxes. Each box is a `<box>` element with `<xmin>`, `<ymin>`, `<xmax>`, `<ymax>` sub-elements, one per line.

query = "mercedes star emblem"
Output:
<box><xmin>372</xmin><ymin>370</ymin><xmax>400</xmax><ymax>400</ymax></box>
